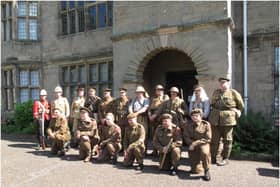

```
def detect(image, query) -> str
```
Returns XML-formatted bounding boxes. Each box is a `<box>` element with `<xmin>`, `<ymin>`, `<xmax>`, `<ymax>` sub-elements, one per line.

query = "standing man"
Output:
<box><xmin>70</xmin><ymin>85</ymin><xmax>85</xmax><ymax>147</ymax></box>
<box><xmin>183</xmin><ymin>109</ymin><xmax>212</xmax><ymax>181</ymax></box>
<box><xmin>153</xmin><ymin>114</ymin><xmax>182</xmax><ymax>175</ymax></box>
<box><xmin>84</xmin><ymin>87</ymin><xmax>101</xmax><ymax>119</ymax></box>
<box><xmin>153</xmin><ymin>87</ymin><xmax>187</xmax><ymax>130</ymax></box>
<box><xmin>33</xmin><ymin>89</ymin><xmax>50</xmax><ymax>150</ymax></box>
<box><xmin>208</xmin><ymin>76</ymin><xmax>244</xmax><ymax>166</ymax></box>
<box><xmin>47</xmin><ymin>107</ymin><xmax>71</xmax><ymax>156</ymax></box>
<box><xmin>97</xmin><ymin>113</ymin><xmax>122</xmax><ymax>164</ymax></box>
<box><xmin>76</xmin><ymin>107</ymin><xmax>100</xmax><ymax>162</ymax></box>
<box><xmin>51</xmin><ymin>86</ymin><xmax>70</xmax><ymax>118</ymax></box>
<box><xmin>148</xmin><ymin>84</ymin><xmax>169</xmax><ymax>156</ymax></box>
<box><xmin>128</xmin><ymin>86</ymin><xmax>150</xmax><ymax>151</ymax></box>
<box><xmin>123</xmin><ymin>113</ymin><xmax>146</xmax><ymax>170</ymax></box>
<box><xmin>98</xmin><ymin>88</ymin><xmax>114</xmax><ymax>125</ymax></box>
<box><xmin>112</xmin><ymin>88</ymin><xmax>130</xmax><ymax>143</ymax></box>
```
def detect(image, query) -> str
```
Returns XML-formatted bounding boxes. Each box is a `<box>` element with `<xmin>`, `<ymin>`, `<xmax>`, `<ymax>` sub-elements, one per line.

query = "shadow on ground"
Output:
<box><xmin>256</xmin><ymin>168</ymin><xmax>279</xmax><ymax>178</ymax></box>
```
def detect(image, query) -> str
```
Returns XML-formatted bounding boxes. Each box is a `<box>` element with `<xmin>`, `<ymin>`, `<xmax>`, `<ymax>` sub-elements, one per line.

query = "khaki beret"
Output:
<box><xmin>190</xmin><ymin>108</ymin><xmax>203</xmax><ymax>116</ymax></box>
<box><xmin>80</xmin><ymin>107</ymin><xmax>91</xmax><ymax>113</ymax></box>
<box><xmin>127</xmin><ymin>113</ymin><xmax>138</xmax><ymax>119</ymax></box>
<box><xmin>218</xmin><ymin>75</ymin><xmax>230</xmax><ymax>82</ymax></box>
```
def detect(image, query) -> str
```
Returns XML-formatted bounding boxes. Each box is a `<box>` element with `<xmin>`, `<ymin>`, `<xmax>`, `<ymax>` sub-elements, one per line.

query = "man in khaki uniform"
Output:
<box><xmin>148</xmin><ymin>85</ymin><xmax>169</xmax><ymax>156</ymax></box>
<box><xmin>98</xmin><ymin>88</ymin><xmax>114</xmax><ymax>125</ymax></box>
<box><xmin>123</xmin><ymin>113</ymin><xmax>146</xmax><ymax>170</ymax></box>
<box><xmin>112</xmin><ymin>88</ymin><xmax>130</xmax><ymax>142</ymax></box>
<box><xmin>208</xmin><ymin>76</ymin><xmax>244</xmax><ymax>166</ymax></box>
<box><xmin>51</xmin><ymin>86</ymin><xmax>70</xmax><ymax>118</ymax></box>
<box><xmin>76</xmin><ymin>107</ymin><xmax>100</xmax><ymax>162</ymax></box>
<box><xmin>70</xmin><ymin>86</ymin><xmax>85</xmax><ymax>147</ymax></box>
<box><xmin>183</xmin><ymin>109</ymin><xmax>212</xmax><ymax>181</ymax></box>
<box><xmin>97</xmin><ymin>113</ymin><xmax>122</xmax><ymax>164</ymax></box>
<box><xmin>84</xmin><ymin>87</ymin><xmax>101</xmax><ymax>119</ymax></box>
<box><xmin>47</xmin><ymin>107</ymin><xmax>71</xmax><ymax>156</ymax></box>
<box><xmin>153</xmin><ymin>87</ymin><xmax>187</xmax><ymax>130</ymax></box>
<box><xmin>153</xmin><ymin>113</ymin><xmax>182</xmax><ymax>175</ymax></box>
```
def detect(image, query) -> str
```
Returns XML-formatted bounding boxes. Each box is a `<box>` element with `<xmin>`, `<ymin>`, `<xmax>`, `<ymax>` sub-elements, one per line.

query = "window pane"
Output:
<box><xmin>108</xmin><ymin>2</ymin><xmax>113</xmax><ymax>26</ymax></box>
<box><xmin>62</xmin><ymin>67</ymin><xmax>69</xmax><ymax>83</ymax></box>
<box><xmin>9</xmin><ymin>19</ymin><xmax>12</xmax><ymax>40</ymax></box>
<box><xmin>3</xmin><ymin>21</ymin><xmax>7</xmax><ymax>41</ymax></box>
<box><xmin>8</xmin><ymin>2</ymin><xmax>12</xmax><ymax>16</ymax></box>
<box><xmin>19</xmin><ymin>70</ymin><xmax>29</xmax><ymax>86</ymax></box>
<box><xmin>29</xmin><ymin>19</ymin><xmax>37</xmax><ymax>40</ymax></box>
<box><xmin>31</xmin><ymin>89</ymin><xmax>39</xmax><ymax>100</ymax></box>
<box><xmin>88</xmin><ymin>6</ymin><xmax>96</xmax><ymax>30</ymax></box>
<box><xmin>29</xmin><ymin>2</ymin><xmax>37</xmax><ymax>16</ymax></box>
<box><xmin>30</xmin><ymin>70</ymin><xmax>39</xmax><ymax>86</ymax></box>
<box><xmin>20</xmin><ymin>89</ymin><xmax>29</xmax><ymax>103</ymax></box>
<box><xmin>18</xmin><ymin>1</ymin><xmax>26</xmax><ymax>16</ymax></box>
<box><xmin>90</xmin><ymin>64</ymin><xmax>98</xmax><ymax>82</ymax></box>
<box><xmin>2</xmin><ymin>4</ymin><xmax>6</xmax><ymax>19</ymax></box>
<box><xmin>69</xmin><ymin>1</ymin><xmax>75</xmax><ymax>9</ymax></box>
<box><xmin>79</xmin><ymin>65</ymin><xmax>86</xmax><ymax>83</ymax></box>
<box><xmin>78</xmin><ymin>9</ymin><xmax>85</xmax><ymax>32</ymax></box>
<box><xmin>78</xmin><ymin>1</ymin><xmax>84</xmax><ymax>8</ymax></box>
<box><xmin>61</xmin><ymin>13</ymin><xmax>67</xmax><ymax>35</ymax></box>
<box><xmin>99</xmin><ymin>63</ymin><xmax>108</xmax><ymax>82</ymax></box>
<box><xmin>70</xmin><ymin>66</ymin><xmax>78</xmax><ymax>83</ymax></box>
<box><xmin>98</xmin><ymin>3</ymin><xmax>106</xmax><ymax>28</ymax></box>
<box><xmin>69</xmin><ymin>10</ymin><xmax>76</xmax><ymax>34</ymax></box>
<box><xmin>61</xmin><ymin>1</ymin><xmax>67</xmax><ymax>10</ymax></box>
<box><xmin>18</xmin><ymin>18</ymin><xmax>27</xmax><ymax>39</ymax></box>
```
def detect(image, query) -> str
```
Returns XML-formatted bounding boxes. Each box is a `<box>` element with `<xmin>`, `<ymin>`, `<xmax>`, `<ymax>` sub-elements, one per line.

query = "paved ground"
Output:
<box><xmin>1</xmin><ymin>134</ymin><xmax>279</xmax><ymax>187</ymax></box>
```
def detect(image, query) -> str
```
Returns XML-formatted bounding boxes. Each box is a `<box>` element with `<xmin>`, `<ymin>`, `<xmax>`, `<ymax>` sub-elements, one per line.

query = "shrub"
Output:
<box><xmin>233</xmin><ymin>110</ymin><xmax>279</xmax><ymax>155</ymax></box>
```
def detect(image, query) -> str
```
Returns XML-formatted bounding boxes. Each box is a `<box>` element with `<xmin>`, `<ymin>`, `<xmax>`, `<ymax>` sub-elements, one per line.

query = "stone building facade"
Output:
<box><xmin>1</xmin><ymin>1</ymin><xmax>279</xmax><ymax>122</ymax></box>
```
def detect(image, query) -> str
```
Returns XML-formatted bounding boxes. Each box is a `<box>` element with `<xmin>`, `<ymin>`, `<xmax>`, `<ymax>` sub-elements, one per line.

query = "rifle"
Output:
<box><xmin>38</xmin><ymin>102</ymin><xmax>46</xmax><ymax>150</ymax></box>
<box><xmin>159</xmin><ymin>138</ymin><xmax>173</xmax><ymax>169</ymax></box>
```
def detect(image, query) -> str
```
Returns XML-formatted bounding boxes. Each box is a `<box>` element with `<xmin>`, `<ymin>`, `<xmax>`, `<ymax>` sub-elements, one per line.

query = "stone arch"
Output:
<box><xmin>123</xmin><ymin>37</ymin><xmax>209</xmax><ymax>83</ymax></box>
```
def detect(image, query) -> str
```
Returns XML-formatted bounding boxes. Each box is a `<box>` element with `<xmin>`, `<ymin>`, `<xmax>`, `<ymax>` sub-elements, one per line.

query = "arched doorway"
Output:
<box><xmin>143</xmin><ymin>49</ymin><xmax>198</xmax><ymax>104</ymax></box>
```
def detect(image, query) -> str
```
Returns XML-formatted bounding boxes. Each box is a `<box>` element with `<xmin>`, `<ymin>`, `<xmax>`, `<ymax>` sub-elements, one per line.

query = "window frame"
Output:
<box><xmin>16</xmin><ymin>1</ymin><xmax>38</xmax><ymax>41</ymax></box>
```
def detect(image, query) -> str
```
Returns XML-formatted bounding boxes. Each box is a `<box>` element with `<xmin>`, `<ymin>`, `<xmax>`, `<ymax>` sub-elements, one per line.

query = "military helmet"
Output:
<box><xmin>54</xmin><ymin>86</ymin><xmax>63</xmax><ymax>93</ymax></box>
<box><xmin>40</xmin><ymin>89</ymin><xmax>47</xmax><ymax>96</ymax></box>
<box><xmin>169</xmin><ymin>87</ymin><xmax>179</xmax><ymax>93</ymax></box>
<box><xmin>155</xmin><ymin>84</ymin><xmax>164</xmax><ymax>90</ymax></box>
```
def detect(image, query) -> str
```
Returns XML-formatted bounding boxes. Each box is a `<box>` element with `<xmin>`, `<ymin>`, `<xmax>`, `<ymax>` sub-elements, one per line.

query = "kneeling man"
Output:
<box><xmin>183</xmin><ymin>108</ymin><xmax>212</xmax><ymax>181</ymax></box>
<box><xmin>76</xmin><ymin>107</ymin><xmax>100</xmax><ymax>162</ymax></box>
<box><xmin>153</xmin><ymin>113</ymin><xmax>182</xmax><ymax>175</ymax></box>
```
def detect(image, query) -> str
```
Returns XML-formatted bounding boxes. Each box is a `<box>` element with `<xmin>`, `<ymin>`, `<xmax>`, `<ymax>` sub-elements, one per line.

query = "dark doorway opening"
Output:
<box><xmin>165</xmin><ymin>70</ymin><xmax>198</xmax><ymax>103</ymax></box>
<box><xmin>143</xmin><ymin>49</ymin><xmax>198</xmax><ymax>104</ymax></box>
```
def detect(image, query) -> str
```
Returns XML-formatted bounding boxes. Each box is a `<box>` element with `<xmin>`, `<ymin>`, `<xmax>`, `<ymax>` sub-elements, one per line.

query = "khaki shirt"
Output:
<box><xmin>51</xmin><ymin>97</ymin><xmax>70</xmax><ymax>117</ymax></box>
<box><xmin>183</xmin><ymin>120</ymin><xmax>211</xmax><ymax>146</ymax></box>
<box><xmin>123</xmin><ymin>123</ymin><xmax>145</xmax><ymax>150</ymax></box>
<box><xmin>98</xmin><ymin>97</ymin><xmax>114</xmax><ymax>120</ymax></box>
<box><xmin>47</xmin><ymin>117</ymin><xmax>71</xmax><ymax>141</ymax></box>
<box><xmin>208</xmin><ymin>89</ymin><xmax>244</xmax><ymax>126</ymax></box>
<box><xmin>84</xmin><ymin>96</ymin><xmax>101</xmax><ymax>114</ymax></box>
<box><xmin>99</xmin><ymin>123</ymin><xmax>121</xmax><ymax>144</ymax></box>
<box><xmin>153</xmin><ymin>124</ymin><xmax>182</xmax><ymax>152</ymax></box>
<box><xmin>112</xmin><ymin>97</ymin><xmax>130</xmax><ymax>123</ymax></box>
<box><xmin>71</xmin><ymin>97</ymin><xmax>85</xmax><ymax>119</ymax></box>
<box><xmin>76</xmin><ymin>118</ymin><xmax>99</xmax><ymax>141</ymax></box>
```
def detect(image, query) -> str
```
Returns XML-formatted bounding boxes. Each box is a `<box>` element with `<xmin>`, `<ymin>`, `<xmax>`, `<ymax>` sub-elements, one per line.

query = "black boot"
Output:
<box><xmin>136</xmin><ymin>163</ymin><xmax>144</xmax><ymax>171</ymax></box>
<box><xmin>170</xmin><ymin>166</ymin><xmax>178</xmax><ymax>176</ymax></box>
<box><xmin>110</xmin><ymin>155</ymin><xmax>118</xmax><ymax>165</ymax></box>
<box><xmin>203</xmin><ymin>169</ymin><xmax>211</xmax><ymax>181</ymax></box>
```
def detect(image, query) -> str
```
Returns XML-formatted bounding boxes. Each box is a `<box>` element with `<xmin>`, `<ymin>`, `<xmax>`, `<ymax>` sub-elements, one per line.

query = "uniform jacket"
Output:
<box><xmin>153</xmin><ymin>124</ymin><xmax>182</xmax><ymax>153</ymax></box>
<box><xmin>84</xmin><ymin>95</ymin><xmax>101</xmax><ymax>114</ymax></box>
<box><xmin>112</xmin><ymin>97</ymin><xmax>130</xmax><ymax>124</ymax></box>
<box><xmin>33</xmin><ymin>99</ymin><xmax>50</xmax><ymax>121</ymax></box>
<box><xmin>47</xmin><ymin>117</ymin><xmax>71</xmax><ymax>141</ymax></box>
<box><xmin>123</xmin><ymin>123</ymin><xmax>145</xmax><ymax>150</ymax></box>
<box><xmin>183</xmin><ymin>120</ymin><xmax>212</xmax><ymax>146</ymax></box>
<box><xmin>71</xmin><ymin>97</ymin><xmax>85</xmax><ymax>119</ymax></box>
<box><xmin>98</xmin><ymin>97</ymin><xmax>114</xmax><ymax>120</ymax></box>
<box><xmin>99</xmin><ymin>122</ymin><xmax>121</xmax><ymax>146</ymax></box>
<box><xmin>76</xmin><ymin>118</ymin><xmax>99</xmax><ymax>142</ymax></box>
<box><xmin>51</xmin><ymin>97</ymin><xmax>70</xmax><ymax>118</ymax></box>
<box><xmin>208</xmin><ymin>89</ymin><xmax>244</xmax><ymax>126</ymax></box>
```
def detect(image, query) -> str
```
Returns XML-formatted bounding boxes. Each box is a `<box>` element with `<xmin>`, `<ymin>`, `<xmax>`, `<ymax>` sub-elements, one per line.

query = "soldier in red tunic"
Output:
<box><xmin>33</xmin><ymin>89</ymin><xmax>50</xmax><ymax>150</ymax></box>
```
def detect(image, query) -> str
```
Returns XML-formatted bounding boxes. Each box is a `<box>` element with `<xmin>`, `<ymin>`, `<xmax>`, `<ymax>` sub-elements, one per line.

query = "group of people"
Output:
<box><xmin>33</xmin><ymin>76</ymin><xmax>244</xmax><ymax>181</ymax></box>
